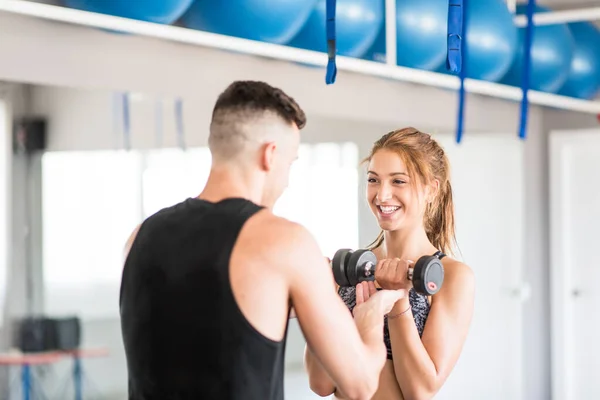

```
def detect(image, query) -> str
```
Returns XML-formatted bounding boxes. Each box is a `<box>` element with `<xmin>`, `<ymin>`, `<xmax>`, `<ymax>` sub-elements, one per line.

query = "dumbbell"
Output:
<box><xmin>331</xmin><ymin>248</ymin><xmax>444</xmax><ymax>296</ymax></box>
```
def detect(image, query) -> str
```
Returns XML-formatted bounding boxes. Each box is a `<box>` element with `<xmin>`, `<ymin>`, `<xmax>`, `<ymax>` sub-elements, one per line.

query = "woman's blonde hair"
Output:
<box><xmin>364</xmin><ymin>127</ymin><xmax>457</xmax><ymax>256</ymax></box>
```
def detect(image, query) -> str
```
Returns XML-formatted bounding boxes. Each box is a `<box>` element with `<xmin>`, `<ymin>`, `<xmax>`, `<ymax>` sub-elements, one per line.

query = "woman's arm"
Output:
<box><xmin>387</xmin><ymin>260</ymin><xmax>475</xmax><ymax>400</ymax></box>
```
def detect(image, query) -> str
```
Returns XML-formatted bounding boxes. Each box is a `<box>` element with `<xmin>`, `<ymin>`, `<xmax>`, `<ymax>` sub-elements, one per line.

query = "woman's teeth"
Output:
<box><xmin>379</xmin><ymin>205</ymin><xmax>400</xmax><ymax>214</ymax></box>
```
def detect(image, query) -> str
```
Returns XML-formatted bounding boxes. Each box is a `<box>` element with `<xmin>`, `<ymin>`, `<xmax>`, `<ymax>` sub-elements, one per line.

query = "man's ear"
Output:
<box><xmin>260</xmin><ymin>142</ymin><xmax>277</xmax><ymax>172</ymax></box>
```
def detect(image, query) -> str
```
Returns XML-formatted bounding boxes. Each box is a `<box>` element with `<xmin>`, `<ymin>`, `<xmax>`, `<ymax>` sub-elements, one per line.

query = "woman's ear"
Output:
<box><xmin>427</xmin><ymin>179</ymin><xmax>441</xmax><ymax>203</ymax></box>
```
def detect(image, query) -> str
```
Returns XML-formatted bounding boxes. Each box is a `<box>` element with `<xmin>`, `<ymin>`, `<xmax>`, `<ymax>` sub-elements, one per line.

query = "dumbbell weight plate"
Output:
<box><xmin>332</xmin><ymin>249</ymin><xmax>352</xmax><ymax>287</ymax></box>
<box><xmin>412</xmin><ymin>256</ymin><xmax>444</xmax><ymax>295</ymax></box>
<box><xmin>347</xmin><ymin>249</ymin><xmax>378</xmax><ymax>287</ymax></box>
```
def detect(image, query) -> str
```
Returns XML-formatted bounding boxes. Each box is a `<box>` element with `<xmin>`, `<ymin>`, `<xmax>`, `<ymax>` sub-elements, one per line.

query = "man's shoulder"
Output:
<box><xmin>253</xmin><ymin>211</ymin><xmax>311</xmax><ymax>239</ymax></box>
<box><xmin>242</xmin><ymin>211</ymin><xmax>316</xmax><ymax>259</ymax></box>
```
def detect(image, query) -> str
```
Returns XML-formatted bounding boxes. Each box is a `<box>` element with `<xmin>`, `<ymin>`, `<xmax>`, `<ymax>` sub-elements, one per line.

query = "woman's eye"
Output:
<box><xmin>394</xmin><ymin>180</ymin><xmax>406</xmax><ymax>185</ymax></box>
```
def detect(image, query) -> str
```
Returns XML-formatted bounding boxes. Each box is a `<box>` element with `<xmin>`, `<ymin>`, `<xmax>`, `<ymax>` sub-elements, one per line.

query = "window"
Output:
<box><xmin>273</xmin><ymin>142</ymin><xmax>359</xmax><ymax>257</ymax></box>
<box><xmin>141</xmin><ymin>147</ymin><xmax>211</xmax><ymax>218</ymax></box>
<box><xmin>41</xmin><ymin>142</ymin><xmax>359</xmax><ymax>319</ymax></box>
<box><xmin>42</xmin><ymin>150</ymin><xmax>142</xmax><ymax>319</ymax></box>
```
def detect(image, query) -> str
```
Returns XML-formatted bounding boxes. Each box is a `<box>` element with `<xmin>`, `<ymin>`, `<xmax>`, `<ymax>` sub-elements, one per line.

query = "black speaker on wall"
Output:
<box><xmin>13</xmin><ymin>117</ymin><xmax>47</xmax><ymax>153</ymax></box>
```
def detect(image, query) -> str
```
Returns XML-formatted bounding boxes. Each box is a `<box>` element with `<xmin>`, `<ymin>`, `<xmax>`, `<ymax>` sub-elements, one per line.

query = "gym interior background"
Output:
<box><xmin>1</xmin><ymin>0</ymin><xmax>599</xmax><ymax>399</ymax></box>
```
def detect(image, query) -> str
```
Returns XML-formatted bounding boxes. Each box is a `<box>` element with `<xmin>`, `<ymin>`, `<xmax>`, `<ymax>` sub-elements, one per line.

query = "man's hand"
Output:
<box><xmin>353</xmin><ymin>281</ymin><xmax>406</xmax><ymax>345</ymax></box>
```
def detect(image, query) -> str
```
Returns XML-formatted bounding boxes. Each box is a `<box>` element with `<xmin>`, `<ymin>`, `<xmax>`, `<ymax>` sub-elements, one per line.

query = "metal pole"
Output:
<box><xmin>385</xmin><ymin>0</ymin><xmax>397</xmax><ymax>66</ymax></box>
<box><xmin>514</xmin><ymin>7</ymin><xmax>600</xmax><ymax>26</ymax></box>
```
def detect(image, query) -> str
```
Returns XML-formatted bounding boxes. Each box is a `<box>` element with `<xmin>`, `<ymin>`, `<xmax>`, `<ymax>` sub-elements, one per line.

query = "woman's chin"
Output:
<box><xmin>377</xmin><ymin>219</ymin><xmax>400</xmax><ymax>231</ymax></box>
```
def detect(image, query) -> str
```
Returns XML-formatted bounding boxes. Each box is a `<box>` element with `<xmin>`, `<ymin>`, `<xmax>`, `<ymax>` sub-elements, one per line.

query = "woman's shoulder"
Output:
<box><xmin>438</xmin><ymin>255</ymin><xmax>475</xmax><ymax>293</ymax></box>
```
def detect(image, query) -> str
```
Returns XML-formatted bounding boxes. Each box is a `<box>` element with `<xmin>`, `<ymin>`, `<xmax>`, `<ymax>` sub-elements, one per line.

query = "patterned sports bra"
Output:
<box><xmin>337</xmin><ymin>251</ymin><xmax>446</xmax><ymax>360</ymax></box>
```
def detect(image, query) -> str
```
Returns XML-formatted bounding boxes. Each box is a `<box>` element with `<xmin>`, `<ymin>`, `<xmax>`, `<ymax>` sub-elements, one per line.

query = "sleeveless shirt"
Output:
<box><xmin>120</xmin><ymin>197</ymin><xmax>290</xmax><ymax>400</ymax></box>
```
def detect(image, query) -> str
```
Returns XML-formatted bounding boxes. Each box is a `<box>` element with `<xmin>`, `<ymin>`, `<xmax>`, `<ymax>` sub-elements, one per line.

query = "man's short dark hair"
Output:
<box><xmin>211</xmin><ymin>81</ymin><xmax>306</xmax><ymax>129</ymax></box>
<box><xmin>208</xmin><ymin>81</ymin><xmax>306</xmax><ymax>161</ymax></box>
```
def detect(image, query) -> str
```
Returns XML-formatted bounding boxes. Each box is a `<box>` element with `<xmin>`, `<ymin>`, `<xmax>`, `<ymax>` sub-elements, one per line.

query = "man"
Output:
<box><xmin>120</xmin><ymin>80</ymin><xmax>406</xmax><ymax>400</ymax></box>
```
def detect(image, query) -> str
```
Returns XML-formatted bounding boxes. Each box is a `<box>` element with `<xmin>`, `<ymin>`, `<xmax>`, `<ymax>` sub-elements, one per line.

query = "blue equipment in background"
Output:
<box><xmin>362</xmin><ymin>25</ymin><xmax>386</xmax><ymax>63</ymax></box>
<box><xmin>446</xmin><ymin>0</ymin><xmax>463</xmax><ymax>75</ymax></box>
<box><xmin>559</xmin><ymin>22</ymin><xmax>600</xmax><ymax>100</ymax></box>
<box><xmin>180</xmin><ymin>0</ymin><xmax>318</xmax><ymax>45</ymax></box>
<box><xmin>518</xmin><ymin>0</ymin><xmax>536</xmax><ymax>140</ymax></box>
<box><xmin>62</xmin><ymin>0</ymin><xmax>194</xmax><ymax>24</ymax></box>
<box><xmin>394</xmin><ymin>0</ymin><xmax>448</xmax><ymax>70</ymax></box>
<box><xmin>502</xmin><ymin>5</ymin><xmax>575</xmax><ymax>93</ymax></box>
<box><xmin>288</xmin><ymin>0</ymin><xmax>384</xmax><ymax>58</ymax></box>
<box><xmin>59</xmin><ymin>0</ymin><xmax>600</xmax><ymax>145</ymax></box>
<box><xmin>462</xmin><ymin>0</ymin><xmax>518</xmax><ymax>82</ymax></box>
<box><xmin>375</xmin><ymin>0</ymin><xmax>516</xmax><ymax>82</ymax></box>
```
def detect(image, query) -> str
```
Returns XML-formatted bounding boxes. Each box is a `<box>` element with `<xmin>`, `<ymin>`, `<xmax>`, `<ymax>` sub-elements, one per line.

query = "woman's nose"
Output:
<box><xmin>376</xmin><ymin>184</ymin><xmax>392</xmax><ymax>202</ymax></box>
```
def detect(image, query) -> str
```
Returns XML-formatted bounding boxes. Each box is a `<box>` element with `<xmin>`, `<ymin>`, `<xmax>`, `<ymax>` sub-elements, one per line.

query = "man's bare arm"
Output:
<box><xmin>281</xmin><ymin>223</ymin><xmax>391</xmax><ymax>400</ymax></box>
<box><xmin>288</xmin><ymin>258</ymin><xmax>329</xmax><ymax>320</ymax></box>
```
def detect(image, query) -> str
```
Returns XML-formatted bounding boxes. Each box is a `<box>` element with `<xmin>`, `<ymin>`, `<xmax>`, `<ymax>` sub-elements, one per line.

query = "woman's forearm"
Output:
<box><xmin>303</xmin><ymin>345</ymin><xmax>337</xmax><ymax>397</ymax></box>
<box><xmin>387</xmin><ymin>300</ymin><xmax>439</xmax><ymax>400</ymax></box>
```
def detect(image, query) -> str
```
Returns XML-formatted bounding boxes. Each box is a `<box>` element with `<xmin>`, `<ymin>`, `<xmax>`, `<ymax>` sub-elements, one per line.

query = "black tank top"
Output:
<box><xmin>120</xmin><ymin>197</ymin><xmax>290</xmax><ymax>400</ymax></box>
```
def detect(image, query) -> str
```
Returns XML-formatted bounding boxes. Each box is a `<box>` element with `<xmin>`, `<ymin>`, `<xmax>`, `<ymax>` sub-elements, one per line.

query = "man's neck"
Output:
<box><xmin>197</xmin><ymin>165</ymin><xmax>265</xmax><ymax>206</ymax></box>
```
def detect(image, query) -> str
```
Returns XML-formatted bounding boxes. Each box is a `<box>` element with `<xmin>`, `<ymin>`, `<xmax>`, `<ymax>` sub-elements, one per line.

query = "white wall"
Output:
<box><xmin>1</xmin><ymin>7</ymin><xmax>598</xmax><ymax>400</ymax></box>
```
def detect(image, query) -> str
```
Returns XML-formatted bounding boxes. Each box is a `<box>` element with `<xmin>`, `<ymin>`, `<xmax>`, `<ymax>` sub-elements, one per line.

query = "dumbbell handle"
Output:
<box><xmin>362</xmin><ymin>261</ymin><xmax>415</xmax><ymax>280</ymax></box>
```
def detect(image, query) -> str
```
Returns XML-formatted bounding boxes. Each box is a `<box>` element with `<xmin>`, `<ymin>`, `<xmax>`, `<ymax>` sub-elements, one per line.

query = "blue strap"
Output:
<box><xmin>446</xmin><ymin>0</ymin><xmax>463</xmax><ymax>74</ymax></box>
<box><xmin>175</xmin><ymin>98</ymin><xmax>186</xmax><ymax>150</ymax></box>
<box><xmin>519</xmin><ymin>0</ymin><xmax>536</xmax><ymax>140</ymax></box>
<box><xmin>122</xmin><ymin>92</ymin><xmax>131</xmax><ymax>151</ymax></box>
<box><xmin>325</xmin><ymin>0</ymin><xmax>337</xmax><ymax>84</ymax></box>
<box><xmin>455</xmin><ymin>0</ymin><xmax>468</xmax><ymax>143</ymax></box>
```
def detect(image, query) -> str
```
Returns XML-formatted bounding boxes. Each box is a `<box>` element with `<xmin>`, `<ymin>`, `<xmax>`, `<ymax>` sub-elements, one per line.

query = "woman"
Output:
<box><xmin>304</xmin><ymin>127</ymin><xmax>475</xmax><ymax>400</ymax></box>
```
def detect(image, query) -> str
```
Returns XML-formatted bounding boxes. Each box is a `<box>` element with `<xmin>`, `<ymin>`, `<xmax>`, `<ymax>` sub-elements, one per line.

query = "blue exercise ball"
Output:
<box><xmin>464</xmin><ymin>0</ymin><xmax>517</xmax><ymax>81</ymax></box>
<box><xmin>395</xmin><ymin>0</ymin><xmax>516</xmax><ymax>79</ymax></box>
<box><xmin>288</xmin><ymin>0</ymin><xmax>384</xmax><ymax>58</ymax></box>
<box><xmin>363</xmin><ymin>24</ymin><xmax>386</xmax><ymax>63</ymax></box>
<box><xmin>559</xmin><ymin>22</ymin><xmax>600</xmax><ymax>99</ymax></box>
<box><xmin>62</xmin><ymin>0</ymin><xmax>194</xmax><ymax>24</ymax></box>
<box><xmin>395</xmin><ymin>0</ymin><xmax>447</xmax><ymax>70</ymax></box>
<box><xmin>501</xmin><ymin>5</ymin><xmax>575</xmax><ymax>93</ymax></box>
<box><xmin>180</xmin><ymin>0</ymin><xmax>318</xmax><ymax>45</ymax></box>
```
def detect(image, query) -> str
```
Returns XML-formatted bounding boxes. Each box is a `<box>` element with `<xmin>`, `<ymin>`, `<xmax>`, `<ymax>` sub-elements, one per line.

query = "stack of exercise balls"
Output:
<box><xmin>180</xmin><ymin>0</ymin><xmax>320</xmax><ymax>45</ymax></box>
<box><xmin>559</xmin><ymin>22</ymin><xmax>600</xmax><ymax>99</ymax></box>
<box><xmin>500</xmin><ymin>5</ymin><xmax>575</xmax><ymax>94</ymax></box>
<box><xmin>61</xmin><ymin>0</ymin><xmax>194</xmax><ymax>25</ymax></box>
<box><xmin>286</xmin><ymin>0</ymin><xmax>384</xmax><ymax>58</ymax></box>
<box><xmin>363</xmin><ymin>0</ymin><xmax>518</xmax><ymax>83</ymax></box>
<box><xmin>58</xmin><ymin>0</ymin><xmax>600</xmax><ymax>100</ymax></box>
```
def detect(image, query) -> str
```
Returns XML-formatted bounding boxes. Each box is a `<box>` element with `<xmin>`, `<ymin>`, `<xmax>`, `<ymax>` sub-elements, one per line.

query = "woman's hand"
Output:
<box><xmin>375</xmin><ymin>258</ymin><xmax>414</xmax><ymax>291</ymax></box>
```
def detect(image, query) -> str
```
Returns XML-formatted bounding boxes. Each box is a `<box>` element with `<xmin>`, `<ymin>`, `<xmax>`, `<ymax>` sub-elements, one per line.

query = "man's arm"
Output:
<box><xmin>302</xmin><ymin>279</ymin><xmax>341</xmax><ymax>395</ymax></box>
<box><xmin>282</xmin><ymin>224</ymin><xmax>392</xmax><ymax>400</ymax></box>
<box><xmin>304</xmin><ymin>343</ymin><xmax>337</xmax><ymax>396</ymax></box>
<box><xmin>288</xmin><ymin>259</ymin><xmax>329</xmax><ymax>320</ymax></box>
